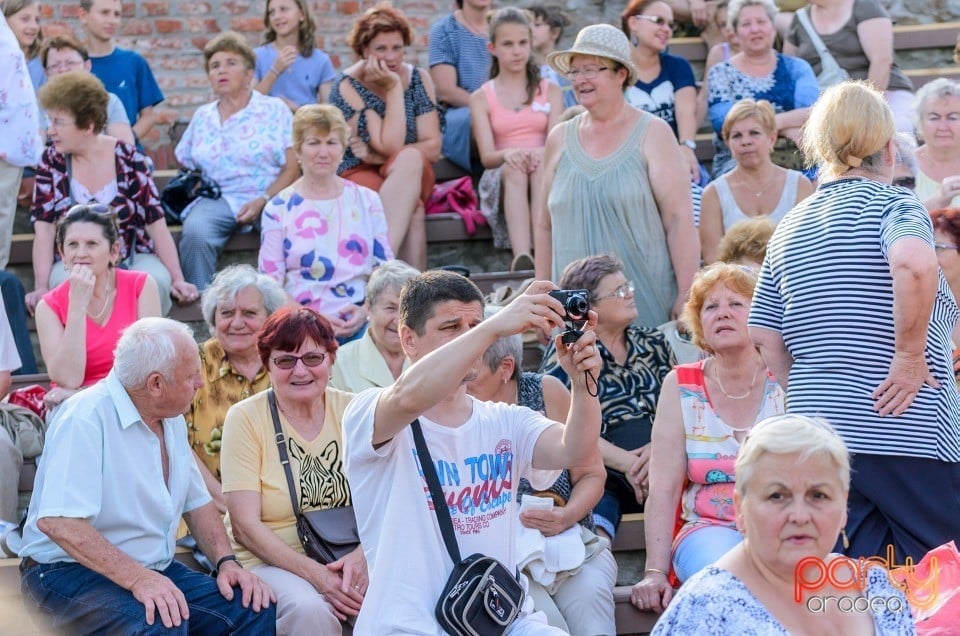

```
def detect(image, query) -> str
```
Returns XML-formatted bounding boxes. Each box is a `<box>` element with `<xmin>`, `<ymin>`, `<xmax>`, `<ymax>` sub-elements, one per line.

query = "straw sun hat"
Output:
<box><xmin>547</xmin><ymin>23</ymin><xmax>638</xmax><ymax>87</ymax></box>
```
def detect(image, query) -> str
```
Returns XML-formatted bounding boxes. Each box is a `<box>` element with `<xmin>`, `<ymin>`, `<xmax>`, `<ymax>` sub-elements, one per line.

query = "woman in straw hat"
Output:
<box><xmin>533</xmin><ymin>23</ymin><xmax>699</xmax><ymax>329</ymax></box>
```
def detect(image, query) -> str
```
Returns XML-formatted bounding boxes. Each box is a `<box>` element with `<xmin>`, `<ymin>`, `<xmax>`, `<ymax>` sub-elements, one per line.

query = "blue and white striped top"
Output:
<box><xmin>428</xmin><ymin>14</ymin><xmax>490</xmax><ymax>95</ymax></box>
<box><xmin>749</xmin><ymin>178</ymin><xmax>960</xmax><ymax>461</ymax></box>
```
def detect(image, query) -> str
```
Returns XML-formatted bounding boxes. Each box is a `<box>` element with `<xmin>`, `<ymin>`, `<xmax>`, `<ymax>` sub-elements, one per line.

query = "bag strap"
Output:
<box><xmin>796</xmin><ymin>7</ymin><xmax>839</xmax><ymax>67</ymax></box>
<box><xmin>268</xmin><ymin>389</ymin><xmax>302</xmax><ymax>517</ymax></box>
<box><xmin>411</xmin><ymin>419</ymin><xmax>462</xmax><ymax>564</ymax></box>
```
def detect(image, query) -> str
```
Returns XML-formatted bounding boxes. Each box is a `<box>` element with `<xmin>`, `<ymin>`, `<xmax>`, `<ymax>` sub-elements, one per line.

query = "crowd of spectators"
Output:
<box><xmin>2</xmin><ymin>0</ymin><xmax>960</xmax><ymax>634</ymax></box>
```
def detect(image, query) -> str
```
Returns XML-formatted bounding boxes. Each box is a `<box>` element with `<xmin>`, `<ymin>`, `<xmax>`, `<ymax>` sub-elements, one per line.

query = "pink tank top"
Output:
<box><xmin>672</xmin><ymin>360</ymin><xmax>785</xmax><ymax>548</ymax></box>
<box><xmin>43</xmin><ymin>269</ymin><xmax>147</xmax><ymax>387</ymax></box>
<box><xmin>483</xmin><ymin>78</ymin><xmax>551</xmax><ymax>150</ymax></box>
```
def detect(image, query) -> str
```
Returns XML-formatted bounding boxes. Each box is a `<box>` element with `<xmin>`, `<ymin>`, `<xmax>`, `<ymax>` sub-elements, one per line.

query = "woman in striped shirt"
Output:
<box><xmin>749</xmin><ymin>81</ymin><xmax>960</xmax><ymax>564</ymax></box>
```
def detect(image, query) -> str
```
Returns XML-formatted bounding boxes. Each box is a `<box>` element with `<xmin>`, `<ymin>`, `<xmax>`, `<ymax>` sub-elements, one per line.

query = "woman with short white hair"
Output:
<box><xmin>912</xmin><ymin>78</ymin><xmax>960</xmax><ymax>210</ymax></box>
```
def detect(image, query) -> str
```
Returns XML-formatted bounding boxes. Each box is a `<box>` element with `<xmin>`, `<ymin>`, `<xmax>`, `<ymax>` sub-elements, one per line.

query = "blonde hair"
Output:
<box><xmin>801</xmin><ymin>81</ymin><xmax>894</xmax><ymax>181</ymax></box>
<box><xmin>717</xmin><ymin>217</ymin><xmax>776</xmax><ymax>265</ymax></box>
<box><xmin>680</xmin><ymin>262</ymin><xmax>758</xmax><ymax>353</ymax></box>
<box><xmin>292</xmin><ymin>104</ymin><xmax>350</xmax><ymax>149</ymax></box>
<box><xmin>721</xmin><ymin>99</ymin><xmax>776</xmax><ymax>142</ymax></box>
<box><xmin>735</xmin><ymin>414</ymin><xmax>850</xmax><ymax>498</ymax></box>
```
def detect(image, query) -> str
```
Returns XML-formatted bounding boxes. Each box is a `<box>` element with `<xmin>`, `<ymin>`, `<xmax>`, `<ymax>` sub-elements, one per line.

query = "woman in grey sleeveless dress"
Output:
<box><xmin>534</xmin><ymin>24</ymin><xmax>699</xmax><ymax>328</ymax></box>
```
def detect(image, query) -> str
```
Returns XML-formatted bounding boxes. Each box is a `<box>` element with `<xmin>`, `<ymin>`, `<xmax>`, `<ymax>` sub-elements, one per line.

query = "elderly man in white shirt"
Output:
<box><xmin>0</xmin><ymin>296</ymin><xmax>23</xmax><ymax>526</ymax></box>
<box><xmin>0</xmin><ymin>13</ymin><xmax>43</xmax><ymax>270</ymax></box>
<box><xmin>19</xmin><ymin>317</ymin><xmax>276</xmax><ymax>634</ymax></box>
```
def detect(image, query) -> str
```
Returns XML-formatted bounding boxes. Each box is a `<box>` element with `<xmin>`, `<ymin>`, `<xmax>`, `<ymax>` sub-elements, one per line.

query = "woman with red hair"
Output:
<box><xmin>328</xmin><ymin>4</ymin><xmax>441</xmax><ymax>270</ymax></box>
<box><xmin>930</xmin><ymin>207</ymin><xmax>960</xmax><ymax>383</ymax></box>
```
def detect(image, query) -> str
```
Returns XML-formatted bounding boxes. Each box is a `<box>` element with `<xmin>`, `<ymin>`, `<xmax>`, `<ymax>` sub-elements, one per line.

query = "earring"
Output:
<box><xmin>63</xmin><ymin>262</ymin><xmax>69</xmax><ymax>271</ymax></box>
<box><xmin>631</xmin><ymin>33</ymin><xmax>639</xmax><ymax>47</ymax></box>
<box><xmin>841</xmin><ymin>529</ymin><xmax>850</xmax><ymax>551</ymax></box>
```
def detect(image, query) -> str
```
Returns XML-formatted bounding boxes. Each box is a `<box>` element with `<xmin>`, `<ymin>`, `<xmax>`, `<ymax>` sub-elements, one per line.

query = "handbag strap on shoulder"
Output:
<box><xmin>268</xmin><ymin>389</ymin><xmax>302</xmax><ymax>517</ymax></box>
<box><xmin>796</xmin><ymin>7</ymin><xmax>836</xmax><ymax>65</ymax></box>
<box><xmin>411</xmin><ymin>419</ymin><xmax>462</xmax><ymax>564</ymax></box>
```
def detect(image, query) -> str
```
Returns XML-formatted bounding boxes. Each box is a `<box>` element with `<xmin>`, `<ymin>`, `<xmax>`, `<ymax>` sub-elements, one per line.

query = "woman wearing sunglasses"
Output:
<box><xmin>34</xmin><ymin>204</ymin><xmax>162</xmax><ymax>411</ymax></box>
<box><xmin>621</xmin><ymin>0</ymin><xmax>703</xmax><ymax>185</ymax></box>
<box><xmin>539</xmin><ymin>254</ymin><xmax>676</xmax><ymax>544</ymax></box>
<box><xmin>220</xmin><ymin>306</ymin><xmax>364</xmax><ymax>635</ymax></box>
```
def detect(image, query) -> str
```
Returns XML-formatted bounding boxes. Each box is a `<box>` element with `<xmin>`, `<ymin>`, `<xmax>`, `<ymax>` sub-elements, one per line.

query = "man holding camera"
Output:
<box><xmin>343</xmin><ymin>271</ymin><xmax>603</xmax><ymax>634</ymax></box>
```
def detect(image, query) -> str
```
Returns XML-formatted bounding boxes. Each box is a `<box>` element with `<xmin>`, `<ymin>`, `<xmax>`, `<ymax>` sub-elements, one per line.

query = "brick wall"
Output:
<box><xmin>36</xmin><ymin>0</ymin><xmax>951</xmax><ymax>168</ymax></box>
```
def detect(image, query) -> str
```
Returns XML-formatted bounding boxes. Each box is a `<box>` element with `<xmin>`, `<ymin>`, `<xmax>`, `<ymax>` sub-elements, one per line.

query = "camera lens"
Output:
<box><xmin>566</xmin><ymin>296</ymin><xmax>588</xmax><ymax>317</ymax></box>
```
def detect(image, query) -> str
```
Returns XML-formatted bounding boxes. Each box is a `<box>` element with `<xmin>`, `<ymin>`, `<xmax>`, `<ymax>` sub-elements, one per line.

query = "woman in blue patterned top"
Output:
<box><xmin>705</xmin><ymin>0</ymin><xmax>818</xmax><ymax>177</ymax></box>
<box><xmin>540</xmin><ymin>254</ymin><xmax>675</xmax><ymax>541</ymax></box>
<box><xmin>329</xmin><ymin>4</ymin><xmax>440</xmax><ymax>271</ymax></box>
<box><xmin>650</xmin><ymin>414</ymin><xmax>914</xmax><ymax>635</ymax></box>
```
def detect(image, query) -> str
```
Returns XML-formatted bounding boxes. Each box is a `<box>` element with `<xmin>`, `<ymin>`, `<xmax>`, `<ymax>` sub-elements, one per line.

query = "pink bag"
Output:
<box><xmin>425</xmin><ymin>177</ymin><xmax>486</xmax><ymax>236</ymax></box>
<box><xmin>890</xmin><ymin>541</ymin><xmax>960</xmax><ymax>634</ymax></box>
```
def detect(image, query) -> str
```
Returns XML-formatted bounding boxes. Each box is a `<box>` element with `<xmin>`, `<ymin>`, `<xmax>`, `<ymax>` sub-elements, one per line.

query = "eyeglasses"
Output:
<box><xmin>934</xmin><ymin>242</ymin><xmax>960</xmax><ymax>251</ymax></box>
<box><xmin>596</xmin><ymin>281</ymin><xmax>635</xmax><ymax>301</ymax></box>
<box><xmin>271</xmin><ymin>352</ymin><xmax>327</xmax><ymax>369</ymax></box>
<box><xmin>565</xmin><ymin>66</ymin><xmax>609</xmax><ymax>81</ymax></box>
<box><xmin>48</xmin><ymin>117</ymin><xmax>76</xmax><ymax>129</ymax></box>
<box><xmin>892</xmin><ymin>176</ymin><xmax>916</xmax><ymax>189</ymax></box>
<box><xmin>632</xmin><ymin>14</ymin><xmax>678</xmax><ymax>31</ymax></box>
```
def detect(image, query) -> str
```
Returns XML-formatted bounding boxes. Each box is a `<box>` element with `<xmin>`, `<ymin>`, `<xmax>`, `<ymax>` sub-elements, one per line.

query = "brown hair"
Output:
<box><xmin>262</xmin><ymin>0</ymin><xmax>316</xmax><ymax>57</ymax></box>
<box><xmin>55</xmin><ymin>204</ymin><xmax>121</xmax><ymax>261</ymax></box>
<box><xmin>257</xmin><ymin>306</ymin><xmax>338</xmax><ymax>369</ymax></box>
<box><xmin>38</xmin><ymin>72</ymin><xmax>108</xmax><ymax>134</ymax></box>
<box><xmin>292</xmin><ymin>104</ymin><xmax>350</xmax><ymax>150</ymax></box>
<box><xmin>529</xmin><ymin>4</ymin><xmax>570</xmax><ymax>43</ymax></box>
<box><xmin>721</xmin><ymin>98</ymin><xmax>776</xmax><ymax>142</ymax></box>
<box><xmin>203</xmin><ymin>31</ymin><xmax>256</xmax><ymax>73</ymax></box>
<box><xmin>347</xmin><ymin>3</ymin><xmax>412</xmax><ymax>59</ymax></box>
<box><xmin>716</xmin><ymin>217</ymin><xmax>776</xmax><ymax>265</ymax></box>
<box><xmin>681</xmin><ymin>262</ymin><xmax>758</xmax><ymax>353</ymax></box>
<box><xmin>558</xmin><ymin>253</ymin><xmax>624</xmax><ymax>303</ymax></box>
<box><xmin>41</xmin><ymin>33</ymin><xmax>89</xmax><ymax>69</ymax></box>
<box><xmin>487</xmin><ymin>7</ymin><xmax>541</xmax><ymax>106</ymax></box>
<box><xmin>620</xmin><ymin>0</ymin><xmax>662</xmax><ymax>35</ymax></box>
<box><xmin>930</xmin><ymin>208</ymin><xmax>960</xmax><ymax>245</ymax></box>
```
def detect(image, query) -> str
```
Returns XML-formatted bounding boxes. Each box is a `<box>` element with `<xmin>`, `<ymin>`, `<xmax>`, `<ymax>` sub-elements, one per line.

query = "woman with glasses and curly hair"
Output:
<box><xmin>34</xmin><ymin>204</ymin><xmax>161</xmax><ymax>411</ymax></box>
<box><xmin>930</xmin><ymin>207</ymin><xmax>960</xmax><ymax>385</ymax></box>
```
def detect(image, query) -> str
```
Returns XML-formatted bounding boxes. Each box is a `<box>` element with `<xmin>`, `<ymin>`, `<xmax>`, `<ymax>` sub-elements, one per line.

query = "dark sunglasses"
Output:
<box><xmin>892</xmin><ymin>176</ymin><xmax>916</xmax><ymax>190</ymax></box>
<box><xmin>272</xmin><ymin>352</ymin><xmax>327</xmax><ymax>369</ymax></box>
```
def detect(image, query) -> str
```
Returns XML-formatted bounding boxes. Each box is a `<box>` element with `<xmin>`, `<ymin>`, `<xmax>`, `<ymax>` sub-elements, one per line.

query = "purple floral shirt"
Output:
<box><xmin>259</xmin><ymin>180</ymin><xmax>392</xmax><ymax>320</ymax></box>
<box><xmin>31</xmin><ymin>141</ymin><xmax>163</xmax><ymax>261</ymax></box>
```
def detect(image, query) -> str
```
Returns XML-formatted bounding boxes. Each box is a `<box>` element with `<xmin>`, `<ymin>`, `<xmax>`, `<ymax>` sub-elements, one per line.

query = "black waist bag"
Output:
<box><xmin>436</xmin><ymin>553</ymin><xmax>523</xmax><ymax>635</ymax></box>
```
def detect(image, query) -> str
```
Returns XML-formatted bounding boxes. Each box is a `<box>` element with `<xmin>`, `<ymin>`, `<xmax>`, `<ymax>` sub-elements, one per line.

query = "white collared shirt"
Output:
<box><xmin>0</xmin><ymin>16</ymin><xmax>43</xmax><ymax>168</ymax></box>
<box><xmin>20</xmin><ymin>371</ymin><xmax>211</xmax><ymax>569</ymax></box>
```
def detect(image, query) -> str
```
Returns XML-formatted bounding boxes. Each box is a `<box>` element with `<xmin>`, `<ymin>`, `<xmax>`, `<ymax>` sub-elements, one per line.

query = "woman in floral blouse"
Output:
<box><xmin>259</xmin><ymin>105</ymin><xmax>392</xmax><ymax>344</ymax></box>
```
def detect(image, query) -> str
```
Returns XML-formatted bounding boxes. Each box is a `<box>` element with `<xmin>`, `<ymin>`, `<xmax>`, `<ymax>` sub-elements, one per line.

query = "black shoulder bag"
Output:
<box><xmin>411</xmin><ymin>420</ymin><xmax>524</xmax><ymax>635</ymax></box>
<box><xmin>160</xmin><ymin>168</ymin><xmax>221</xmax><ymax>224</ymax></box>
<box><xmin>268</xmin><ymin>390</ymin><xmax>361</xmax><ymax>564</ymax></box>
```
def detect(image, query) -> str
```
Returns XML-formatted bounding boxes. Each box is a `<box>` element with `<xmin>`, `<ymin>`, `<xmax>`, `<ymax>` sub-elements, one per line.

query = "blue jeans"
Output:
<box><xmin>21</xmin><ymin>559</ymin><xmax>276</xmax><ymax>635</ymax></box>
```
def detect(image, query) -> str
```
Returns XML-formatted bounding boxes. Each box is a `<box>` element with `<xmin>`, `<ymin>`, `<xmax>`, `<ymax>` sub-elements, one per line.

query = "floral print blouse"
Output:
<box><xmin>259</xmin><ymin>180</ymin><xmax>392</xmax><ymax>321</ymax></box>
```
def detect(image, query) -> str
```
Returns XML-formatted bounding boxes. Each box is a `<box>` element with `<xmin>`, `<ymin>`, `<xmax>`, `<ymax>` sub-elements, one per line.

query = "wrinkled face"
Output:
<box><xmin>734</xmin><ymin>5</ymin><xmax>775</xmax><ymax>54</ymax></box>
<box><xmin>207</xmin><ymin>50</ymin><xmax>253</xmax><ymax>97</ymax></box>
<box><xmin>46</xmin><ymin>108</ymin><xmax>91</xmax><ymax>154</ymax></box>
<box><xmin>402</xmin><ymin>300</ymin><xmax>483</xmax><ymax>381</ymax></box>
<box><xmin>568</xmin><ymin>54</ymin><xmax>625</xmax><ymax>108</ymax></box>
<box><xmin>269</xmin><ymin>337</ymin><xmax>334</xmax><ymax>404</ymax></box>
<box><xmin>161</xmin><ymin>337</ymin><xmax>205</xmax><ymax>416</ymax></box>
<box><xmin>592</xmin><ymin>271</ymin><xmax>637</xmax><ymax>331</ymax></box>
<box><xmin>266</xmin><ymin>0</ymin><xmax>303</xmax><ymax>39</ymax></box>
<box><xmin>368</xmin><ymin>286</ymin><xmax>403</xmax><ymax>355</ymax></box>
<box><xmin>489</xmin><ymin>22</ymin><xmax>532</xmax><ymax>73</ymax></box>
<box><xmin>80</xmin><ymin>0</ymin><xmax>121</xmax><ymax>43</ymax></box>
<box><xmin>699</xmin><ymin>281</ymin><xmax>752</xmax><ymax>353</ymax></box>
<box><xmin>920</xmin><ymin>95</ymin><xmax>960</xmax><ymax>150</ymax></box>
<box><xmin>935</xmin><ymin>226</ymin><xmax>960</xmax><ymax>293</ymax></box>
<box><xmin>363</xmin><ymin>30</ymin><xmax>405</xmax><ymax>73</ymax></box>
<box><xmin>59</xmin><ymin>220</ymin><xmax>119</xmax><ymax>274</ymax></box>
<box><xmin>45</xmin><ymin>47</ymin><xmax>90</xmax><ymax>77</ymax></box>
<box><xmin>736</xmin><ymin>451</ymin><xmax>847</xmax><ymax>580</ymax></box>
<box><xmin>465</xmin><ymin>357</ymin><xmax>505</xmax><ymax>402</ymax></box>
<box><xmin>727</xmin><ymin>116</ymin><xmax>776</xmax><ymax>167</ymax></box>
<box><xmin>214</xmin><ymin>286</ymin><xmax>269</xmax><ymax>358</ymax></box>
<box><xmin>629</xmin><ymin>1</ymin><xmax>675</xmax><ymax>52</ymax></box>
<box><xmin>296</xmin><ymin>128</ymin><xmax>344</xmax><ymax>179</ymax></box>
<box><xmin>7</xmin><ymin>3</ymin><xmax>41</xmax><ymax>51</ymax></box>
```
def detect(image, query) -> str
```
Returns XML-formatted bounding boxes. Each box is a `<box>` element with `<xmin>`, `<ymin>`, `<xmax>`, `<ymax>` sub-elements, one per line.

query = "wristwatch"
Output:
<box><xmin>215</xmin><ymin>554</ymin><xmax>241</xmax><ymax>572</ymax></box>
<box><xmin>681</xmin><ymin>139</ymin><xmax>697</xmax><ymax>150</ymax></box>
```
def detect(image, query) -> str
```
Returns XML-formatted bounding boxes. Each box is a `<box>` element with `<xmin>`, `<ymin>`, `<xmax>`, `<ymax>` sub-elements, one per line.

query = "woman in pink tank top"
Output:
<box><xmin>469</xmin><ymin>7</ymin><xmax>563</xmax><ymax>270</ymax></box>
<box><xmin>34</xmin><ymin>204</ymin><xmax>162</xmax><ymax>411</ymax></box>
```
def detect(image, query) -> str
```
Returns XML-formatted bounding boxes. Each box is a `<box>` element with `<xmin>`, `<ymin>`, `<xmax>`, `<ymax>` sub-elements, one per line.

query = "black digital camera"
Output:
<box><xmin>548</xmin><ymin>289</ymin><xmax>590</xmax><ymax>344</ymax></box>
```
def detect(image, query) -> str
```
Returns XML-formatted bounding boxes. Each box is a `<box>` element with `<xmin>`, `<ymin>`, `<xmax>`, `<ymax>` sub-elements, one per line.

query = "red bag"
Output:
<box><xmin>890</xmin><ymin>541</ymin><xmax>960</xmax><ymax>634</ymax></box>
<box><xmin>6</xmin><ymin>384</ymin><xmax>47</xmax><ymax>421</ymax></box>
<box><xmin>425</xmin><ymin>176</ymin><xmax>486</xmax><ymax>236</ymax></box>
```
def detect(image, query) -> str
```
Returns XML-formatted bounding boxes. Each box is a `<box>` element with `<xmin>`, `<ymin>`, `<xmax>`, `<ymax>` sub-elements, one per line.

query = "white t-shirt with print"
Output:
<box><xmin>344</xmin><ymin>387</ymin><xmax>561</xmax><ymax>635</ymax></box>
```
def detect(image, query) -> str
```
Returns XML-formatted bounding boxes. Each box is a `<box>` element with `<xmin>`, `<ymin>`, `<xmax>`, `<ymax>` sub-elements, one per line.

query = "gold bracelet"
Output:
<box><xmin>644</xmin><ymin>568</ymin><xmax>668</xmax><ymax>577</ymax></box>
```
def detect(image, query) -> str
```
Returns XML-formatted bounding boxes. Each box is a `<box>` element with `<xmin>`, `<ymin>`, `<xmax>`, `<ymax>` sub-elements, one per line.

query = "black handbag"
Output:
<box><xmin>160</xmin><ymin>168</ymin><xmax>221</xmax><ymax>224</ymax></box>
<box><xmin>411</xmin><ymin>420</ymin><xmax>524</xmax><ymax>635</ymax></box>
<box><xmin>268</xmin><ymin>390</ymin><xmax>361</xmax><ymax>564</ymax></box>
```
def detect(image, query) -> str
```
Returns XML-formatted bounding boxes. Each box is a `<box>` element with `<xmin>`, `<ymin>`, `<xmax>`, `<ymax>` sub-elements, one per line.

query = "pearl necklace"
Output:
<box><xmin>87</xmin><ymin>280</ymin><xmax>115</xmax><ymax>322</ymax></box>
<box><xmin>714</xmin><ymin>358</ymin><xmax>761</xmax><ymax>400</ymax></box>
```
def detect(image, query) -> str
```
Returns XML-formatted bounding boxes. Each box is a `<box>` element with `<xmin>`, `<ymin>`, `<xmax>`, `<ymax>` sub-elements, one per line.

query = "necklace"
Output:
<box><xmin>87</xmin><ymin>279</ymin><xmax>115</xmax><ymax>322</ymax></box>
<box><xmin>714</xmin><ymin>358</ymin><xmax>761</xmax><ymax>400</ymax></box>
